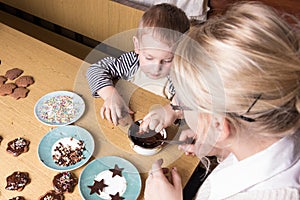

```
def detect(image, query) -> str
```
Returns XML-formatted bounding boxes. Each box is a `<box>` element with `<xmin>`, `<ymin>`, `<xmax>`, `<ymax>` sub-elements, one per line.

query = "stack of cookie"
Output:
<box><xmin>0</xmin><ymin>68</ymin><xmax>34</xmax><ymax>99</ymax></box>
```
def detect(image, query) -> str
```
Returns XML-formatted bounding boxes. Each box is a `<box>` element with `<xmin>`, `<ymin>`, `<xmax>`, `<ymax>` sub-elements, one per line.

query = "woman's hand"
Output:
<box><xmin>145</xmin><ymin>159</ymin><xmax>183</xmax><ymax>200</ymax></box>
<box><xmin>98</xmin><ymin>86</ymin><xmax>134</xmax><ymax>126</ymax></box>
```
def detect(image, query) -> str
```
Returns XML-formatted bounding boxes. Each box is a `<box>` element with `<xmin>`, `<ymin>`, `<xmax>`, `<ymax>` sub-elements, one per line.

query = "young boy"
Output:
<box><xmin>86</xmin><ymin>3</ymin><xmax>190</xmax><ymax>126</ymax></box>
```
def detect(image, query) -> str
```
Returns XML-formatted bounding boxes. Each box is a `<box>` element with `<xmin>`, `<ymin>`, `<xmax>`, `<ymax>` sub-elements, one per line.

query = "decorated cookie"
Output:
<box><xmin>6</xmin><ymin>137</ymin><xmax>30</xmax><ymax>156</ymax></box>
<box><xmin>88</xmin><ymin>179</ymin><xmax>108</xmax><ymax>195</ymax></box>
<box><xmin>11</xmin><ymin>87</ymin><xmax>30</xmax><ymax>100</ymax></box>
<box><xmin>109</xmin><ymin>164</ymin><xmax>124</xmax><ymax>178</ymax></box>
<box><xmin>53</xmin><ymin>171</ymin><xmax>78</xmax><ymax>193</ymax></box>
<box><xmin>110</xmin><ymin>192</ymin><xmax>125</xmax><ymax>200</ymax></box>
<box><xmin>0</xmin><ymin>83</ymin><xmax>17</xmax><ymax>96</ymax></box>
<box><xmin>88</xmin><ymin>168</ymin><xmax>127</xmax><ymax>199</ymax></box>
<box><xmin>39</xmin><ymin>190</ymin><xmax>64</xmax><ymax>200</ymax></box>
<box><xmin>5</xmin><ymin>171</ymin><xmax>30</xmax><ymax>191</ymax></box>
<box><xmin>0</xmin><ymin>75</ymin><xmax>7</xmax><ymax>85</ymax></box>
<box><xmin>5</xmin><ymin>68</ymin><xmax>24</xmax><ymax>80</ymax></box>
<box><xmin>15</xmin><ymin>76</ymin><xmax>34</xmax><ymax>87</ymax></box>
<box><xmin>9</xmin><ymin>196</ymin><xmax>25</xmax><ymax>200</ymax></box>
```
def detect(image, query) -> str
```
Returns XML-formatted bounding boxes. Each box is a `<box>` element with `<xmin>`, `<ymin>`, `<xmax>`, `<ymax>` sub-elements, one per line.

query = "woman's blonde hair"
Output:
<box><xmin>171</xmin><ymin>1</ymin><xmax>300</xmax><ymax>137</ymax></box>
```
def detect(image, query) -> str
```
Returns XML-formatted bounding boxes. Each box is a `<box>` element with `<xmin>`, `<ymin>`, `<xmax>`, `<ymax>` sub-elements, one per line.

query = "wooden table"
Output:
<box><xmin>0</xmin><ymin>15</ymin><xmax>199</xmax><ymax>200</ymax></box>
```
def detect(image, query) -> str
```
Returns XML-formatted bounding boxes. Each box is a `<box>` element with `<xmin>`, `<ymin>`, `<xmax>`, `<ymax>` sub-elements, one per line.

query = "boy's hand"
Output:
<box><xmin>140</xmin><ymin>103</ymin><xmax>178</xmax><ymax>133</ymax></box>
<box><xmin>98</xmin><ymin>86</ymin><xmax>133</xmax><ymax>126</ymax></box>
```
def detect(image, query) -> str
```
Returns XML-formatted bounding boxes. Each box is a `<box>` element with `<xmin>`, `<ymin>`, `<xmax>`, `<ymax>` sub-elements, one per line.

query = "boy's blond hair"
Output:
<box><xmin>172</xmin><ymin>2</ymin><xmax>300</xmax><ymax>137</ymax></box>
<box><xmin>137</xmin><ymin>3</ymin><xmax>190</xmax><ymax>47</ymax></box>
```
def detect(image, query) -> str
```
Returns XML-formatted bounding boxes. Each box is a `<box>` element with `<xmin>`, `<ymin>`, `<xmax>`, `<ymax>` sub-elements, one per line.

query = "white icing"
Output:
<box><xmin>95</xmin><ymin>170</ymin><xmax>127</xmax><ymax>199</ymax></box>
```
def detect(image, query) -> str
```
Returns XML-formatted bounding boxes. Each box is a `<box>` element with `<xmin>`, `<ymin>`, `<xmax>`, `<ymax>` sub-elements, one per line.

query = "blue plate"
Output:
<box><xmin>79</xmin><ymin>156</ymin><xmax>141</xmax><ymax>200</ymax></box>
<box><xmin>34</xmin><ymin>91</ymin><xmax>85</xmax><ymax>126</ymax></box>
<box><xmin>38</xmin><ymin>125</ymin><xmax>94</xmax><ymax>171</ymax></box>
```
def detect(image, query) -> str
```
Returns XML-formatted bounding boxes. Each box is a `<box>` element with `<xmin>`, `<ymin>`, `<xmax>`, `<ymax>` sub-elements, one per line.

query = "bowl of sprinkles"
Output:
<box><xmin>34</xmin><ymin>91</ymin><xmax>85</xmax><ymax>126</ymax></box>
<box><xmin>38</xmin><ymin>125</ymin><xmax>94</xmax><ymax>171</ymax></box>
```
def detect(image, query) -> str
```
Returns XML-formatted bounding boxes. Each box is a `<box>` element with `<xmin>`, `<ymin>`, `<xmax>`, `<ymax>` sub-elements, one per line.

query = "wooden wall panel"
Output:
<box><xmin>0</xmin><ymin>0</ymin><xmax>144</xmax><ymax>42</ymax></box>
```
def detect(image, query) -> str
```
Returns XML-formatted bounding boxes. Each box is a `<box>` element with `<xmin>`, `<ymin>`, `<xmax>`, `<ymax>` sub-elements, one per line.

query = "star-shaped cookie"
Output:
<box><xmin>88</xmin><ymin>179</ymin><xmax>108</xmax><ymax>195</ymax></box>
<box><xmin>109</xmin><ymin>192</ymin><xmax>125</xmax><ymax>200</ymax></box>
<box><xmin>109</xmin><ymin>164</ymin><xmax>124</xmax><ymax>178</ymax></box>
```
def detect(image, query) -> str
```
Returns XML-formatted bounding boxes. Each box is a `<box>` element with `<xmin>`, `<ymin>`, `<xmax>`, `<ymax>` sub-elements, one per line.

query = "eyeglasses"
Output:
<box><xmin>170</xmin><ymin>94</ymin><xmax>262</xmax><ymax>123</ymax></box>
<box><xmin>232</xmin><ymin>94</ymin><xmax>262</xmax><ymax>122</ymax></box>
<box><xmin>170</xmin><ymin>103</ymin><xmax>192</xmax><ymax>111</ymax></box>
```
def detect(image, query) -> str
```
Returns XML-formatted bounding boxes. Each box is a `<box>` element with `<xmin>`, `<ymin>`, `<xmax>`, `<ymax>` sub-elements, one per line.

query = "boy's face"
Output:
<box><xmin>133</xmin><ymin>34</ymin><xmax>173</xmax><ymax>79</ymax></box>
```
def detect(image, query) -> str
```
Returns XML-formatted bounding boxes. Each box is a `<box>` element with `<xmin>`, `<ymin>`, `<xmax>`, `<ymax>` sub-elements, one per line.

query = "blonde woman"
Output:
<box><xmin>144</xmin><ymin>2</ymin><xmax>300</xmax><ymax>199</ymax></box>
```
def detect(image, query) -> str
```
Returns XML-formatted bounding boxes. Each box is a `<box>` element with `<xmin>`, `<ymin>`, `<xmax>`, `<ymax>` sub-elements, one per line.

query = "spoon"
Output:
<box><xmin>158</xmin><ymin>138</ymin><xmax>195</xmax><ymax>145</ymax></box>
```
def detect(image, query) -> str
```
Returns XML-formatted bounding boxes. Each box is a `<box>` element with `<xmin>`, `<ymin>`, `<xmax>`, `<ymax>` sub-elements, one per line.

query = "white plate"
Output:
<box><xmin>79</xmin><ymin>156</ymin><xmax>141</xmax><ymax>200</ymax></box>
<box><xmin>34</xmin><ymin>91</ymin><xmax>85</xmax><ymax>126</ymax></box>
<box><xmin>38</xmin><ymin>125</ymin><xmax>94</xmax><ymax>171</ymax></box>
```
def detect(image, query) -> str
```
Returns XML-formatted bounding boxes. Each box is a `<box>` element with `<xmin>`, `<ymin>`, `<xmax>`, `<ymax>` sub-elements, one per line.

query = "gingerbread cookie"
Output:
<box><xmin>5</xmin><ymin>171</ymin><xmax>30</xmax><ymax>191</ymax></box>
<box><xmin>0</xmin><ymin>83</ymin><xmax>17</xmax><ymax>96</ymax></box>
<box><xmin>11</xmin><ymin>87</ymin><xmax>30</xmax><ymax>100</ymax></box>
<box><xmin>9</xmin><ymin>196</ymin><xmax>25</xmax><ymax>200</ymax></box>
<box><xmin>53</xmin><ymin>171</ymin><xmax>78</xmax><ymax>193</ymax></box>
<box><xmin>5</xmin><ymin>68</ymin><xmax>24</xmax><ymax>80</ymax></box>
<box><xmin>15</xmin><ymin>76</ymin><xmax>34</xmax><ymax>87</ymax></box>
<box><xmin>7</xmin><ymin>137</ymin><xmax>30</xmax><ymax>156</ymax></box>
<box><xmin>39</xmin><ymin>190</ymin><xmax>64</xmax><ymax>200</ymax></box>
<box><xmin>0</xmin><ymin>75</ymin><xmax>7</xmax><ymax>85</ymax></box>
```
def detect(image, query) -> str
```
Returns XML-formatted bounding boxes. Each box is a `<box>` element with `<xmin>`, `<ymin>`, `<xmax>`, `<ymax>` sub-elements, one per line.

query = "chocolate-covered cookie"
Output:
<box><xmin>5</xmin><ymin>171</ymin><xmax>30</xmax><ymax>191</ymax></box>
<box><xmin>39</xmin><ymin>190</ymin><xmax>64</xmax><ymax>200</ymax></box>
<box><xmin>5</xmin><ymin>68</ymin><xmax>24</xmax><ymax>80</ymax></box>
<box><xmin>11</xmin><ymin>87</ymin><xmax>30</xmax><ymax>100</ymax></box>
<box><xmin>0</xmin><ymin>83</ymin><xmax>17</xmax><ymax>96</ymax></box>
<box><xmin>6</xmin><ymin>137</ymin><xmax>30</xmax><ymax>156</ymax></box>
<box><xmin>15</xmin><ymin>76</ymin><xmax>34</xmax><ymax>87</ymax></box>
<box><xmin>53</xmin><ymin>171</ymin><xmax>78</xmax><ymax>193</ymax></box>
<box><xmin>9</xmin><ymin>196</ymin><xmax>25</xmax><ymax>200</ymax></box>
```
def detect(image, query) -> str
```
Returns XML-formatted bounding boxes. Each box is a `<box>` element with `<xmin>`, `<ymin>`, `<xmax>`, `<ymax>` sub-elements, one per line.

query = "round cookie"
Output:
<box><xmin>53</xmin><ymin>171</ymin><xmax>78</xmax><ymax>193</ymax></box>
<box><xmin>0</xmin><ymin>83</ymin><xmax>17</xmax><ymax>96</ymax></box>
<box><xmin>5</xmin><ymin>171</ymin><xmax>30</xmax><ymax>191</ymax></box>
<box><xmin>5</xmin><ymin>68</ymin><xmax>24</xmax><ymax>80</ymax></box>
<box><xmin>15</xmin><ymin>75</ymin><xmax>34</xmax><ymax>87</ymax></box>
<box><xmin>11</xmin><ymin>87</ymin><xmax>30</xmax><ymax>100</ymax></box>
<box><xmin>39</xmin><ymin>190</ymin><xmax>64</xmax><ymax>200</ymax></box>
<box><xmin>6</xmin><ymin>137</ymin><xmax>30</xmax><ymax>156</ymax></box>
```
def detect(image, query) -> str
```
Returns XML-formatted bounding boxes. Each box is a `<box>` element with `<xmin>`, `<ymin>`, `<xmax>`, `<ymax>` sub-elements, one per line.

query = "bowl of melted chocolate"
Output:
<box><xmin>128</xmin><ymin>120</ymin><xmax>167</xmax><ymax>156</ymax></box>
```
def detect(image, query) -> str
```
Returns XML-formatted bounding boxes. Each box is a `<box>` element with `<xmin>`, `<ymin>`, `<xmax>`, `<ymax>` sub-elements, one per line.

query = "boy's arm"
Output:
<box><xmin>86</xmin><ymin>52</ymin><xmax>139</xmax><ymax>97</ymax></box>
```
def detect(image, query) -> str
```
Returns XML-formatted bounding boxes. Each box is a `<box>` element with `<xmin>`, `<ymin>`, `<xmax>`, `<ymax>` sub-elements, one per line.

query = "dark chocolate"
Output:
<box><xmin>39</xmin><ymin>190</ymin><xmax>64</xmax><ymax>200</ymax></box>
<box><xmin>9</xmin><ymin>197</ymin><xmax>25</xmax><ymax>200</ymax></box>
<box><xmin>5</xmin><ymin>171</ymin><xmax>30</xmax><ymax>191</ymax></box>
<box><xmin>6</xmin><ymin>137</ymin><xmax>30</xmax><ymax>156</ymax></box>
<box><xmin>109</xmin><ymin>192</ymin><xmax>125</xmax><ymax>200</ymax></box>
<box><xmin>53</xmin><ymin>171</ymin><xmax>78</xmax><ymax>193</ymax></box>
<box><xmin>109</xmin><ymin>164</ymin><xmax>124</xmax><ymax>178</ymax></box>
<box><xmin>128</xmin><ymin>121</ymin><xmax>164</xmax><ymax>148</ymax></box>
<box><xmin>88</xmin><ymin>179</ymin><xmax>108</xmax><ymax>195</ymax></box>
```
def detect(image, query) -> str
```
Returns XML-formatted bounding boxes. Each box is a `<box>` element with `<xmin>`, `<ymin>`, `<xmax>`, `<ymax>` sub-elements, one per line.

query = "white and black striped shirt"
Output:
<box><xmin>86</xmin><ymin>51</ymin><xmax>175</xmax><ymax>98</ymax></box>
